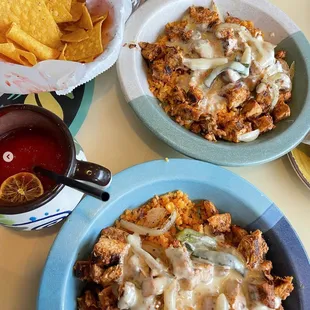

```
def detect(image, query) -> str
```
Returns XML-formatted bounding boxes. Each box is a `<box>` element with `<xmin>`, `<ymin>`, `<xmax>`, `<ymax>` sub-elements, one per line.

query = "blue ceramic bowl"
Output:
<box><xmin>38</xmin><ymin>159</ymin><xmax>310</xmax><ymax>309</ymax></box>
<box><xmin>117</xmin><ymin>0</ymin><xmax>310</xmax><ymax>166</ymax></box>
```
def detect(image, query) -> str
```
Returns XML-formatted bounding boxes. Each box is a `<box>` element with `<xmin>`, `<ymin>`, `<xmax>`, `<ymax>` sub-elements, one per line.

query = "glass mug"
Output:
<box><xmin>0</xmin><ymin>105</ymin><xmax>111</xmax><ymax>231</ymax></box>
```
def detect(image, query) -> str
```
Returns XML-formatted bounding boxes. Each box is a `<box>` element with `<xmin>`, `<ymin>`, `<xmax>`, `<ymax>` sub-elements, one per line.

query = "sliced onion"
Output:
<box><xmin>183</xmin><ymin>57</ymin><xmax>228</xmax><ymax>70</ymax></box>
<box><xmin>127</xmin><ymin>234</ymin><xmax>166</xmax><ymax>274</ymax></box>
<box><xmin>215</xmin><ymin>294</ymin><xmax>230</xmax><ymax>310</ymax></box>
<box><xmin>268</xmin><ymin>72</ymin><xmax>292</xmax><ymax>90</ymax></box>
<box><xmin>211</xmin><ymin>0</ymin><xmax>224</xmax><ymax>22</ymax></box>
<box><xmin>120</xmin><ymin>211</ymin><xmax>177</xmax><ymax>236</ymax></box>
<box><xmin>238</xmin><ymin>129</ymin><xmax>260</xmax><ymax>142</ymax></box>
<box><xmin>241</xmin><ymin>46</ymin><xmax>252</xmax><ymax>65</ymax></box>
<box><xmin>270</xmin><ymin>83</ymin><xmax>280</xmax><ymax>110</ymax></box>
<box><xmin>164</xmin><ymin>279</ymin><xmax>178</xmax><ymax>310</ymax></box>
<box><xmin>289</xmin><ymin>61</ymin><xmax>295</xmax><ymax>80</ymax></box>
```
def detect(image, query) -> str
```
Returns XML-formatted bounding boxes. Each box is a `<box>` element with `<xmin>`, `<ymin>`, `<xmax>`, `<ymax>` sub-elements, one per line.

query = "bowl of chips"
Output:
<box><xmin>0</xmin><ymin>0</ymin><xmax>132</xmax><ymax>94</ymax></box>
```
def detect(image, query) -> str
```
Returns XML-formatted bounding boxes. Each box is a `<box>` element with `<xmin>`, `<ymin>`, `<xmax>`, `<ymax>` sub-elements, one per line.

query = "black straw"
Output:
<box><xmin>33</xmin><ymin>166</ymin><xmax>110</xmax><ymax>202</ymax></box>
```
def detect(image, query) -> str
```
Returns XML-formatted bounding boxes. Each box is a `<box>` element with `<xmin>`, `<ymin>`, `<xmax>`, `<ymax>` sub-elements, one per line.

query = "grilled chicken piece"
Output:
<box><xmin>207</xmin><ymin>213</ymin><xmax>231</xmax><ymax>234</ymax></box>
<box><xmin>98</xmin><ymin>286</ymin><xmax>118</xmax><ymax>310</ymax></box>
<box><xmin>139</xmin><ymin>42</ymin><xmax>163</xmax><ymax>62</ymax></box>
<box><xmin>165</xmin><ymin>245</ymin><xmax>194</xmax><ymax>279</ymax></box>
<box><xmin>241</xmin><ymin>99</ymin><xmax>263</xmax><ymax>119</ymax></box>
<box><xmin>180</xmin><ymin>263</ymin><xmax>214</xmax><ymax>290</ymax></box>
<box><xmin>77</xmin><ymin>290</ymin><xmax>99</xmax><ymax>310</ymax></box>
<box><xmin>248</xmin><ymin>279</ymin><xmax>276</xmax><ymax>309</ymax></box>
<box><xmin>272</xmin><ymin>100</ymin><xmax>290</xmax><ymax>123</ymax></box>
<box><xmin>252</xmin><ymin>115</ymin><xmax>274</xmax><ymax>133</ymax></box>
<box><xmin>224</xmin><ymin>279</ymin><xmax>247</xmax><ymax>309</ymax></box>
<box><xmin>165</xmin><ymin>20</ymin><xmax>193</xmax><ymax>41</ymax></box>
<box><xmin>274</xmin><ymin>276</ymin><xmax>294</xmax><ymax>300</ymax></box>
<box><xmin>221</xmin><ymin>82</ymin><xmax>250</xmax><ymax>110</ymax></box>
<box><xmin>90</xmin><ymin>227</ymin><xmax>130</xmax><ymax>286</ymax></box>
<box><xmin>238</xmin><ymin>230</ymin><xmax>268</xmax><ymax>270</ymax></box>
<box><xmin>189</xmin><ymin>6</ymin><xmax>220</xmax><ymax>26</ymax></box>
<box><xmin>142</xmin><ymin>276</ymin><xmax>170</xmax><ymax>297</ymax></box>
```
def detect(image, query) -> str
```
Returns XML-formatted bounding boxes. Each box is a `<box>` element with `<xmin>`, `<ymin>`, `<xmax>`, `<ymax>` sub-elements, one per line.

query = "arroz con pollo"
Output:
<box><xmin>74</xmin><ymin>191</ymin><xmax>294</xmax><ymax>309</ymax></box>
<box><xmin>139</xmin><ymin>3</ymin><xmax>294</xmax><ymax>143</ymax></box>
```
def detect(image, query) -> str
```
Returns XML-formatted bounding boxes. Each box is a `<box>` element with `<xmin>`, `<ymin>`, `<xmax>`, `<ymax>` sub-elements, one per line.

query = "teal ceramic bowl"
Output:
<box><xmin>117</xmin><ymin>0</ymin><xmax>310</xmax><ymax>166</ymax></box>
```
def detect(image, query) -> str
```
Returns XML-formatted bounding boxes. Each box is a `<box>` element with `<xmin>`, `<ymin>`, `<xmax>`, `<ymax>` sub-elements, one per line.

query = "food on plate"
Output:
<box><xmin>139</xmin><ymin>3</ymin><xmax>294</xmax><ymax>143</ymax></box>
<box><xmin>74</xmin><ymin>191</ymin><xmax>294</xmax><ymax>309</ymax></box>
<box><xmin>0</xmin><ymin>0</ymin><xmax>109</xmax><ymax>66</ymax></box>
<box><xmin>0</xmin><ymin>127</ymin><xmax>69</xmax><ymax>205</ymax></box>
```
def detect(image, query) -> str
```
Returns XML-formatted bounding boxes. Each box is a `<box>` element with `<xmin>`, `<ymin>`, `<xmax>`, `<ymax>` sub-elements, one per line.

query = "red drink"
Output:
<box><xmin>0</xmin><ymin>128</ymin><xmax>69</xmax><ymax>192</ymax></box>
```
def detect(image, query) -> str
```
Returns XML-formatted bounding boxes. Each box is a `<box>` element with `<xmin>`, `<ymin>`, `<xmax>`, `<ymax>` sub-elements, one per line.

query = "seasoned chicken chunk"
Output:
<box><xmin>200</xmin><ymin>200</ymin><xmax>219</xmax><ymax>221</ymax></box>
<box><xmin>77</xmin><ymin>290</ymin><xmax>99</xmax><ymax>310</ymax></box>
<box><xmin>207</xmin><ymin>213</ymin><xmax>231</xmax><ymax>234</ymax></box>
<box><xmin>180</xmin><ymin>263</ymin><xmax>214</xmax><ymax>290</ymax></box>
<box><xmin>139</xmin><ymin>42</ymin><xmax>163</xmax><ymax>62</ymax></box>
<box><xmin>225</xmin><ymin>15</ymin><xmax>262</xmax><ymax>37</ymax></box>
<box><xmin>189</xmin><ymin>6</ymin><xmax>220</xmax><ymax>26</ymax></box>
<box><xmin>165</xmin><ymin>20</ymin><xmax>193</xmax><ymax>41</ymax></box>
<box><xmin>222</xmin><ymin>118</ymin><xmax>252</xmax><ymax>143</ymax></box>
<box><xmin>275</xmin><ymin>50</ymin><xmax>286</xmax><ymax>60</ymax></box>
<box><xmin>274</xmin><ymin>276</ymin><xmax>294</xmax><ymax>300</ymax></box>
<box><xmin>238</xmin><ymin>230</ymin><xmax>268</xmax><ymax>269</ymax></box>
<box><xmin>279</xmin><ymin>90</ymin><xmax>292</xmax><ymax>102</ymax></box>
<box><xmin>221</xmin><ymin>82</ymin><xmax>250</xmax><ymax>110</ymax></box>
<box><xmin>74</xmin><ymin>261</ymin><xmax>91</xmax><ymax>281</ymax></box>
<box><xmin>241</xmin><ymin>99</ymin><xmax>263</xmax><ymax>119</ymax></box>
<box><xmin>90</xmin><ymin>228</ymin><xmax>129</xmax><ymax>286</ymax></box>
<box><xmin>252</xmin><ymin>115</ymin><xmax>274</xmax><ymax>133</ymax></box>
<box><xmin>272</xmin><ymin>100</ymin><xmax>290</xmax><ymax>123</ymax></box>
<box><xmin>98</xmin><ymin>286</ymin><xmax>118</xmax><ymax>310</ymax></box>
<box><xmin>248</xmin><ymin>279</ymin><xmax>276</xmax><ymax>309</ymax></box>
<box><xmin>226</xmin><ymin>225</ymin><xmax>249</xmax><ymax>247</ymax></box>
<box><xmin>224</xmin><ymin>279</ymin><xmax>247</xmax><ymax>309</ymax></box>
<box><xmin>256</xmin><ymin>87</ymin><xmax>273</xmax><ymax>112</ymax></box>
<box><xmin>165</xmin><ymin>245</ymin><xmax>194</xmax><ymax>279</ymax></box>
<box><xmin>260</xmin><ymin>260</ymin><xmax>274</xmax><ymax>281</ymax></box>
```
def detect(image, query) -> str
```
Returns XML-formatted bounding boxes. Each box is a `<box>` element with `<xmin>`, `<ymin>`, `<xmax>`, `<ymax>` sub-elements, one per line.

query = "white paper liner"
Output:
<box><xmin>0</xmin><ymin>0</ymin><xmax>132</xmax><ymax>95</ymax></box>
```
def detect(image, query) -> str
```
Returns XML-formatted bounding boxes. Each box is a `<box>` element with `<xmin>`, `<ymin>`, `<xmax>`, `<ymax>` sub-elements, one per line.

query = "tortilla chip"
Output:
<box><xmin>78</xmin><ymin>5</ymin><xmax>93</xmax><ymax>30</ymax></box>
<box><xmin>6</xmin><ymin>23</ymin><xmax>60</xmax><ymax>60</ymax></box>
<box><xmin>80</xmin><ymin>56</ymin><xmax>93</xmax><ymax>63</ymax></box>
<box><xmin>63</xmin><ymin>24</ymin><xmax>81</xmax><ymax>32</ymax></box>
<box><xmin>0</xmin><ymin>33</ymin><xmax>7</xmax><ymax>43</ymax></box>
<box><xmin>0</xmin><ymin>42</ymin><xmax>37</xmax><ymax>66</ymax></box>
<box><xmin>70</xmin><ymin>2</ymin><xmax>85</xmax><ymax>22</ymax></box>
<box><xmin>59</xmin><ymin>44</ymin><xmax>67</xmax><ymax>60</ymax></box>
<box><xmin>65</xmin><ymin>20</ymin><xmax>103</xmax><ymax>61</ymax></box>
<box><xmin>61</xmin><ymin>29</ymin><xmax>89</xmax><ymax>42</ymax></box>
<box><xmin>46</xmin><ymin>0</ymin><xmax>73</xmax><ymax>23</ymax></box>
<box><xmin>0</xmin><ymin>0</ymin><xmax>61</xmax><ymax>48</ymax></box>
<box><xmin>91</xmin><ymin>12</ymin><xmax>108</xmax><ymax>25</ymax></box>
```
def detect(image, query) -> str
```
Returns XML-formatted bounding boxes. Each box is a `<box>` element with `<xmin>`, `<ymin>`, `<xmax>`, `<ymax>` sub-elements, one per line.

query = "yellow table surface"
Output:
<box><xmin>0</xmin><ymin>1</ymin><xmax>310</xmax><ymax>309</ymax></box>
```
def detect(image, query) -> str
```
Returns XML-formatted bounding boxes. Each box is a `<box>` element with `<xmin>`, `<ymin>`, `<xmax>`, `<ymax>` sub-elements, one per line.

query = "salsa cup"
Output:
<box><xmin>0</xmin><ymin>105</ymin><xmax>112</xmax><ymax>231</ymax></box>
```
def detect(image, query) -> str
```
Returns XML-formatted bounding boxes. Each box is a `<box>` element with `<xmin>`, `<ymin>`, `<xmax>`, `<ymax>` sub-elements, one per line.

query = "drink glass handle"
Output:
<box><xmin>74</xmin><ymin>160</ymin><xmax>112</xmax><ymax>187</ymax></box>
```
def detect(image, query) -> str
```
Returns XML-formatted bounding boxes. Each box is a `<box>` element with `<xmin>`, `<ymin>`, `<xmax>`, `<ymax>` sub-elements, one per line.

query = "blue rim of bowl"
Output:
<box><xmin>37</xmin><ymin>159</ymin><xmax>310</xmax><ymax>309</ymax></box>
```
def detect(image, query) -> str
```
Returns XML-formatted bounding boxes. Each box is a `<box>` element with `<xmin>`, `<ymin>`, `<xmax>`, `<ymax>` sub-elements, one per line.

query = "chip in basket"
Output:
<box><xmin>0</xmin><ymin>0</ymin><xmax>109</xmax><ymax>66</ymax></box>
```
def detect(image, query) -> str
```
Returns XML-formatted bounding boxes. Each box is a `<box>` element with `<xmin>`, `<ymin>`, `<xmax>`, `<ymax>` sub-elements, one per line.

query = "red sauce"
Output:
<box><xmin>0</xmin><ymin>128</ymin><xmax>69</xmax><ymax>192</ymax></box>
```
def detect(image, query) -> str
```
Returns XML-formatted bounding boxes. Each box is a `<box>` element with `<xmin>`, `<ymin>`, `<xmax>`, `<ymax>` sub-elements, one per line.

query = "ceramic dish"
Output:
<box><xmin>288</xmin><ymin>144</ymin><xmax>310</xmax><ymax>190</ymax></box>
<box><xmin>117</xmin><ymin>0</ymin><xmax>310</xmax><ymax>166</ymax></box>
<box><xmin>37</xmin><ymin>159</ymin><xmax>310</xmax><ymax>309</ymax></box>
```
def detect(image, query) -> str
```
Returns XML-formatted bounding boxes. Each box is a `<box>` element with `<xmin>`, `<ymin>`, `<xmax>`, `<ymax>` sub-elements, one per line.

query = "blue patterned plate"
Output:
<box><xmin>38</xmin><ymin>159</ymin><xmax>309</xmax><ymax>309</ymax></box>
